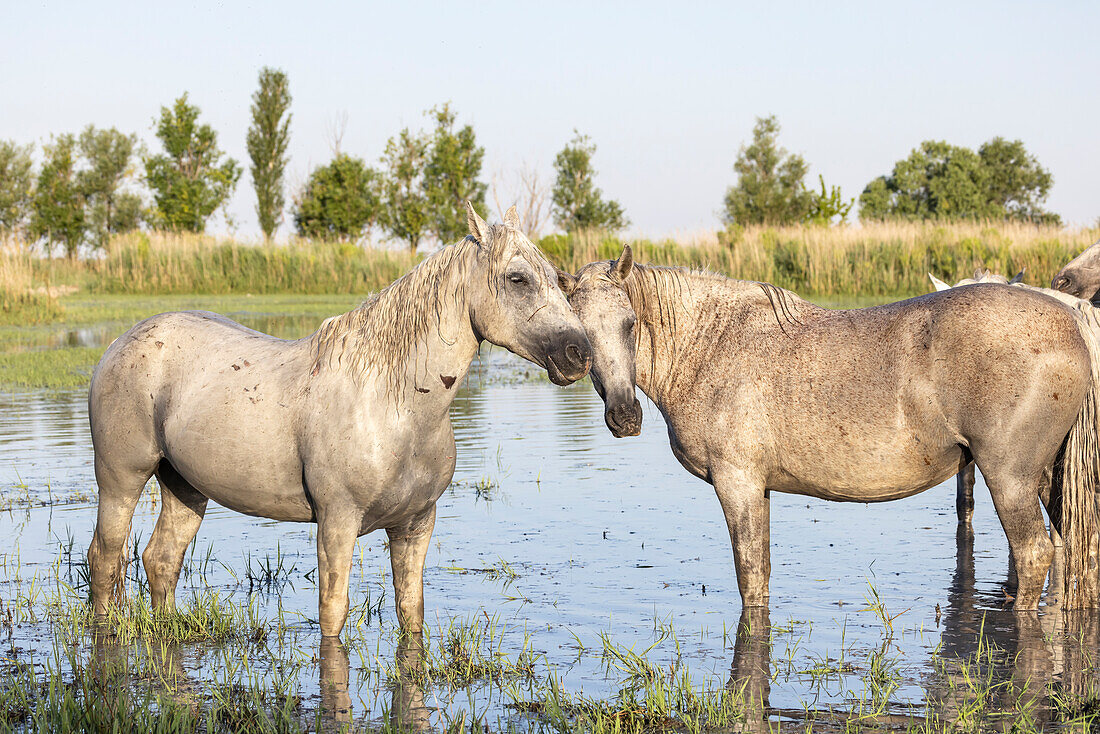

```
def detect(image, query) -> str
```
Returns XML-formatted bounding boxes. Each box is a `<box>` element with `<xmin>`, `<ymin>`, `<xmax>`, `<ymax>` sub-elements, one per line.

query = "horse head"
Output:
<box><xmin>561</xmin><ymin>245</ymin><xmax>643</xmax><ymax>437</ymax></box>
<box><xmin>465</xmin><ymin>202</ymin><xmax>591</xmax><ymax>385</ymax></box>
<box><xmin>1052</xmin><ymin>239</ymin><xmax>1100</xmax><ymax>302</ymax></box>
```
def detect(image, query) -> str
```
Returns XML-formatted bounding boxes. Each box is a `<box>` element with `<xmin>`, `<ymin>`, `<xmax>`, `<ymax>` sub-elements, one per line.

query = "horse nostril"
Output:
<box><xmin>565</xmin><ymin>343</ymin><xmax>584</xmax><ymax>369</ymax></box>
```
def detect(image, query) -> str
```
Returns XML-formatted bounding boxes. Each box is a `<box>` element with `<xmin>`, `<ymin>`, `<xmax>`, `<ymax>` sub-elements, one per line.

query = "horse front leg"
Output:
<box><xmin>386</xmin><ymin>506</ymin><xmax>437</xmax><ymax>638</ymax></box>
<box><xmin>316</xmin><ymin>508</ymin><xmax>363</xmax><ymax>638</ymax></box>
<box><xmin>713</xmin><ymin>468</ymin><xmax>770</xmax><ymax>606</ymax></box>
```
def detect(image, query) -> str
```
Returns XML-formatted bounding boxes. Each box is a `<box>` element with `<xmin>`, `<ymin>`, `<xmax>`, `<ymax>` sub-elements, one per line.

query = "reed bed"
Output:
<box><xmin>1</xmin><ymin>222</ymin><xmax>1097</xmax><ymax>327</ymax></box>
<box><xmin>0</xmin><ymin>246</ymin><xmax>63</xmax><ymax>325</ymax></box>
<box><xmin>543</xmin><ymin>220</ymin><xmax>1099</xmax><ymax>298</ymax></box>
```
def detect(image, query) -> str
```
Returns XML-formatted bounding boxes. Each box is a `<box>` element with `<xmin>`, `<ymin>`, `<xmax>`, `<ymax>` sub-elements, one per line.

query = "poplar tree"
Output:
<box><xmin>247</xmin><ymin>68</ymin><xmax>292</xmax><ymax>240</ymax></box>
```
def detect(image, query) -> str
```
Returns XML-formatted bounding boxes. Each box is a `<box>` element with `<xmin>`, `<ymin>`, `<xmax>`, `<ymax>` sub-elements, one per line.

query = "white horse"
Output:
<box><xmin>88</xmin><ymin>204</ymin><xmax>591</xmax><ymax>639</ymax></box>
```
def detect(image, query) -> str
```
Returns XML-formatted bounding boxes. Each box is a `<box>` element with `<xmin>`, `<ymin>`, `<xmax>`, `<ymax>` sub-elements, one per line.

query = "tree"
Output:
<box><xmin>144</xmin><ymin>94</ymin><xmax>241</xmax><ymax>232</ymax></box>
<box><xmin>859</xmin><ymin>138</ymin><xmax>1058</xmax><ymax>223</ymax></box>
<box><xmin>421</xmin><ymin>104</ymin><xmax>487</xmax><ymax>244</ymax></box>
<box><xmin>723</xmin><ymin>115</ymin><xmax>812</xmax><ymax>226</ymax></box>
<box><xmin>30</xmin><ymin>134</ymin><xmax>85</xmax><ymax>257</ymax></box>
<box><xmin>491</xmin><ymin>162</ymin><xmax>550</xmax><ymax>239</ymax></box>
<box><xmin>978</xmin><ymin>137</ymin><xmax>1057</xmax><ymax>223</ymax></box>
<box><xmin>380</xmin><ymin>128</ymin><xmax>430</xmax><ymax>250</ymax></box>
<box><xmin>803</xmin><ymin>175</ymin><xmax>854</xmax><ymax>225</ymax></box>
<box><xmin>78</xmin><ymin>126</ymin><xmax>143</xmax><ymax>248</ymax></box>
<box><xmin>0</xmin><ymin>140</ymin><xmax>34</xmax><ymax>238</ymax></box>
<box><xmin>247</xmin><ymin>67</ymin><xmax>292</xmax><ymax>241</ymax></box>
<box><xmin>292</xmin><ymin>154</ymin><xmax>380</xmax><ymax>241</ymax></box>
<box><xmin>551</xmin><ymin>132</ymin><xmax>628</xmax><ymax>233</ymax></box>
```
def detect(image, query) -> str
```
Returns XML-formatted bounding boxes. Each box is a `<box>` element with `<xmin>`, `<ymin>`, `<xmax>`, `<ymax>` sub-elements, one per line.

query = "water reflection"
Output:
<box><xmin>725</xmin><ymin>525</ymin><xmax>1100</xmax><ymax>730</ymax></box>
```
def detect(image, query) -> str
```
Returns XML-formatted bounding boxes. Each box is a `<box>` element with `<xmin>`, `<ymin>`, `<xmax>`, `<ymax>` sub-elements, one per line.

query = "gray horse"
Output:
<box><xmin>563</xmin><ymin>247</ymin><xmax>1100</xmax><ymax>610</ymax></box>
<box><xmin>88</xmin><ymin>204</ymin><xmax>591</xmax><ymax>639</ymax></box>
<box><xmin>930</xmin><ymin>269</ymin><xmax>1100</xmax><ymax>533</ymax></box>
<box><xmin>1052</xmin><ymin>238</ymin><xmax>1100</xmax><ymax>301</ymax></box>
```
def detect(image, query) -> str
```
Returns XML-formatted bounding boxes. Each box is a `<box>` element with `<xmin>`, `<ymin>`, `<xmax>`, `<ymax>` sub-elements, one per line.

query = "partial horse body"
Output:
<box><xmin>565</xmin><ymin>248</ymin><xmax>1100</xmax><ymax>610</ymax></box>
<box><xmin>931</xmin><ymin>269</ymin><xmax>1100</xmax><ymax>539</ymax></box>
<box><xmin>87</xmin><ymin>204</ymin><xmax>591</xmax><ymax>638</ymax></box>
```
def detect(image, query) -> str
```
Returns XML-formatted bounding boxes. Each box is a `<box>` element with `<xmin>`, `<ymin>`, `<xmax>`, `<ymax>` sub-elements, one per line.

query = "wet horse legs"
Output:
<box><xmin>387</xmin><ymin>506</ymin><xmax>437</xmax><ymax>636</ymax></box>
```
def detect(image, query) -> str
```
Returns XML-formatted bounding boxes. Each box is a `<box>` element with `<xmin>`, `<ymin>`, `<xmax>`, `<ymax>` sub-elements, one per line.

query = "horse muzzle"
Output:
<box><xmin>605</xmin><ymin>397</ymin><xmax>642</xmax><ymax>438</ymax></box>
<box><xmin>545</xmin><ymin>336</ymin><xmax>592</xmax><ymax>386</ymax></box>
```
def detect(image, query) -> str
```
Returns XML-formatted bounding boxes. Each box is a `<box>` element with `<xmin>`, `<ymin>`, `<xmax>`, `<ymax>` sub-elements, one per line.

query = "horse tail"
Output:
<box><xmin>1059</xmin><ymin>314</ymin><xmax>1100</xmax><ymax>609</ymax></box>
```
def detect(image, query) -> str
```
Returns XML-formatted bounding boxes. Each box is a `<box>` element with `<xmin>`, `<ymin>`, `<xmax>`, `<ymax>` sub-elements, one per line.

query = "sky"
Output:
<box><xmin>2</xmin><ymin>1</ymin><xmax>1097</xmax><ymax>241</ymax></box>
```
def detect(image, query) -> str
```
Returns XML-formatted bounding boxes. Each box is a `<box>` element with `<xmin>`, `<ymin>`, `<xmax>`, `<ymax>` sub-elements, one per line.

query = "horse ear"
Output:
<box><xmin>929</xmin><ymin>274</ymin><xmax>952</xmax><ymax>292</ymax></box>
<box><xmin>557</xmin><ymin>269</ymin><xmax>577</xmax><ymax>295</ymax></box>
<box><xmin>1009</xmin><ymin>269</ymin><xmax>1026</xmax><ymax>284</ymax></box>
<box><xmin>465</xmin><ymin>201</ymin><xmax>490</xmax><ymax>244</ymax></box>
<box><xmin>612</xmin><ymin>245</ymin><xmax>634</xmax><ymax>282</ymax></box>
<box><xmin>504</xmin><ymin>205</ymin><xmax>521</xmax><ymax>230</ymax></box>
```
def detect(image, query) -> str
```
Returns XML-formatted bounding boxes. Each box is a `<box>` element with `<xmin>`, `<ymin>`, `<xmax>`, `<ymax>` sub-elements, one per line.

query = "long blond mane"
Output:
<box><xmin>311</xmin><ymin>228</ymin><xmax>549</xmax><ymax>392</ymax></box>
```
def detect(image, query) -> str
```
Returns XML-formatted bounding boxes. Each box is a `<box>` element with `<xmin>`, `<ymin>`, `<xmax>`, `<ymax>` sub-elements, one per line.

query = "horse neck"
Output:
<box><xmin>312</xmin><ymin>243</ymin><xmax>482</xmax><ymax>411</ymax></box>
<box><xmin>628</xmin><ymin>271</ymin><xmax>800</xmax><ymax>408</ymax></box>
<box><xmin>626</xmin><ymin>266</ymin><xmax>704</xmax><ymax>408</ymax></box>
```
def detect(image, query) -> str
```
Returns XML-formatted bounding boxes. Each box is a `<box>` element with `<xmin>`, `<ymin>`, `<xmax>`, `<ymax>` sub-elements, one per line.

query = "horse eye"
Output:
<box><xmin>508</xmin><ymin>274</ymin><xmax>529</xmax><ymax>286</ymax></box>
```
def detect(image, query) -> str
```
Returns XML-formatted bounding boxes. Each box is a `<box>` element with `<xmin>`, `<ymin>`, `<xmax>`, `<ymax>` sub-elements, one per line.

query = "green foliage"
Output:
<box><xmin>293</xmin><ymin>154</ymin><xmax>380</xmax><ymax>241</ymax></box>
<box><xmin>551</xmin><ymin>131</ymin><xmax>628</xmax><ymax>233</ymax></box>
<box><xmin>859</xmin><ymin>138</ymin><xmax>1059</xmax><ymax>223</ymax></box>
<box><xmin>979</xmin><ymin>136</ymin><xmax>1058</xmax><ymax>223</ymax></box>
<box><xmin>30</xmin><ymin>135</ymin><xmax>85</xmax><ymax>257</ymax></box>
<box><xmin>144</xmin><ymin>93</ymin><xmax>242</xmax><ymax>232</ymax></box>
<box><xmin>380</xmin><ymin>127</ymin><xmax>430</xmax><ymax>250</ymax></box>
<box><xmin>247</xmin><ymin>67</ymin><xmax>292</xmax><ymax>241</ymax></box>
<box><xmin>77</xmin><ymin>126</ymin><xmax>143</xmax><ymax>249</ymax></box>
<box><xmin>0</xmin><ymin>287</ymin><xmax>63</xmax><ymax>326</ymax></box>
<box><xmin>0</xmin><ymin>140</ymin><xmax>34</xmax><ymax>237</ymax></box>
<box><xmin>422</xmin><ymin>103</ymin><xmax>487</xmax><ymax>244</ymax></box>
<box><xmin>723</xmin><ymin>115</ymin><xmax>812</xmax><ymax>226</ymax></box>
<box><xmin>804</xmin><ymin>174</ymin><xmax>854</xmax><ymax>225</ymax></box>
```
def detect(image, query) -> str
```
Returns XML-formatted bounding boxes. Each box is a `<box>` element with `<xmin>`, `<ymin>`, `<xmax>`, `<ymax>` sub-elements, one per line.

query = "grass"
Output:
<box><xmin>542</xmin><ymin>220</ymin><xmax>1100</xmax><ymax>298</ymax></box>
<box><xmin>0</xmin><ymin>221</ymin><xmax>1095</xmax><ymax>317</ymax></box>
<box><xmin>0</xmin><ymin>345</ymin><xmax>103</xmax><ymax>389</ymax></box>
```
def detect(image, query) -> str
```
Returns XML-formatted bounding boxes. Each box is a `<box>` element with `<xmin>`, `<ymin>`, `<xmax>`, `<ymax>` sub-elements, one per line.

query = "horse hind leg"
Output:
<box><xmin>88</xmin><ymin>456</ymin><xmax>155</xmax><ymax>617</ymax></box>
<box><xmin>982</xmin><ymin>464</ymin><xmax>1055</xmax><ymax>610</ymax></box>
<box><xmin>956</xmin><ymin>460</ymin><xmax>975</xmax><ymax>525</ymax></box>
<box><xmin>142</xmin><ymin>460</ymin><xmax>208</xmax><ymax>611</ymax></box>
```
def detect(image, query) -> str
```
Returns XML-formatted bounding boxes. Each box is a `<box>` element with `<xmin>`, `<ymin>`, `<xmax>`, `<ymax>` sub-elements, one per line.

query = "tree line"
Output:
<box><xmin>0</xmin><ymin>67</ymin><xmax>1065</xmax><ymax>258</ymax></box>
<box><xmin>722</xmin><ymin>115</ymin><xmax>1060</xmax><ymax>228</ymax></box>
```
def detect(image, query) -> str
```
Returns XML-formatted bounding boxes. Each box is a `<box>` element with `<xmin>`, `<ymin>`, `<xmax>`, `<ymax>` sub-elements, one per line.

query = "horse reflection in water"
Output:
<box><xmin>931</xmin><ymin>527</ymin><xmax>1100</xmax><ymax>728</ymax></box>
<box><xmin>84</xmin><ymin>635</ymin><xmax>433</xmax><ymax>732</ymax></box>
<box><xmin>319</xmin><ymin>637</ymin><xmax>432</xmax><ymax>732</ymax></box>
<box><xmin>724</xmin><ymin>531</ymin><xmax>1100</xmax><ymax>731</ymax></box>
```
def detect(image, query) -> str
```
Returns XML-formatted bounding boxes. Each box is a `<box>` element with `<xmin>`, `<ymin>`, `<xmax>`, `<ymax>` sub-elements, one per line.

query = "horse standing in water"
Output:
<box><xmin>87</xmin><ymin>204</ymin><xmax>591</xmax><ymax>638</ymax></box>
<box><xmin>563</xmin><ymin>247</ymin><xmax>1100</xmax><ymax>610</ymax></box>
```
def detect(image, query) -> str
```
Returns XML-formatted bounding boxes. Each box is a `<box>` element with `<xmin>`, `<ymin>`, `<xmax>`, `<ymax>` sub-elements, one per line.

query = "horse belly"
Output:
<box><xmin>769</xmin><ymin>436</ymin><xmax>963</xmax><ymax>503</ymax></box>
<box><xmin>160</xmin><ymin>394</ymin><xmax>313</xmax><ymax>522</ymax></box>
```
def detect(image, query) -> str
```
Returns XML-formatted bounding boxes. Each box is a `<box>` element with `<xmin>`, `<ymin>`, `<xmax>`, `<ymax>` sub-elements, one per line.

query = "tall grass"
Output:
<box><xmin>89</xmin><ymin>232</ymin><xmax>423</xmax><ymax>295</ymax></box>
<box><xmin>0</xmin><ymin>246</ymin><xmax>64</xmax><ymax>325</ymax></box>
<box><xmin>6</xmin><ymin>222</ymin><xmax>1099</xmax><ymax>305</ymax></box>
<box><xmin>542</xmin><ymin>220</ymin><xmax>1099</xmax><ymax>298</ymax></box>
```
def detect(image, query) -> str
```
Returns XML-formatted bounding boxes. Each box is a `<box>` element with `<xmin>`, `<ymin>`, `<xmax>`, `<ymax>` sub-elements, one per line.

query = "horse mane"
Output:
<box><xmin>310</xmin><ymin>227</ymin><xmax>548</xmax><ymax>391</ymax></box>
<box><xmin>623</xmin><ymin>264</ymin><xmax>804</xmax><ymax>337</ymax></box>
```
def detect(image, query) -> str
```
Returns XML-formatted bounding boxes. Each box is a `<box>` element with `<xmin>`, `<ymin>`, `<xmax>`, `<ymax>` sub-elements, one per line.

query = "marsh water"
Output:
<box><xmin>1</xmin><ymin>307</ymin><xmax>1097</xmax><ymax>731</ymax></box>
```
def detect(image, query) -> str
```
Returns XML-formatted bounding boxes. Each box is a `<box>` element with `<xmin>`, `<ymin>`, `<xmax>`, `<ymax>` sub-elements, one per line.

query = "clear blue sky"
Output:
<box><xmin>3</xmin><ymin>1</ymin><xmax>1097</xmax><ymax>240</ymax></box>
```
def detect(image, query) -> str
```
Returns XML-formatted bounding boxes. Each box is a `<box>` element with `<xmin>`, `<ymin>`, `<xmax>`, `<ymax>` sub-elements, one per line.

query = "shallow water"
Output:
<box><xmin>0</xmin><ymin>312</ymin><xmax>1095</xmax><ymax>731</ymax></box>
